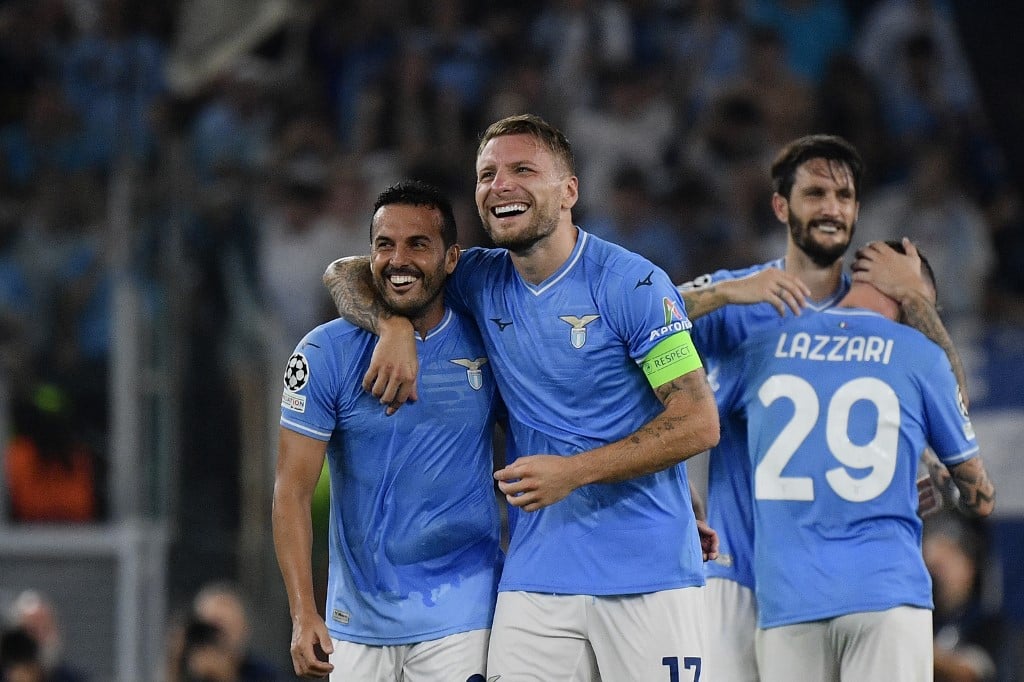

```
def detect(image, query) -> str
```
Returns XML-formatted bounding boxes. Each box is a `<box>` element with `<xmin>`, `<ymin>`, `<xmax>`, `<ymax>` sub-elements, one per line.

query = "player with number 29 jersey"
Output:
<box><xmin>715</xmin><ymin>305</ymin><xmax>979</xmax><ymax>629</ymax></box>
<box><xmin>684</xmin><ymin>259</ymin><xmax>851</xmax><ymax>592</ymax></box>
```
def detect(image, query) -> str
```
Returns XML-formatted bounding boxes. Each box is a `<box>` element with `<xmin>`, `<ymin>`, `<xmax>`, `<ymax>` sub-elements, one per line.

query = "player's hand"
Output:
<box><xmin>696</xmin><ymin>518</ymin><xmax>719</xmax><ymax>561</ymax></box>
<box><xmin>722</xmin><ymin>267</ymin><xmax>810</xmax><ymax>317</ymax></box>
<box><xmin>852</xmin><ymin>238</ymin><xmax>932</xmax><ymax>305</ymax></box>
<box><xmin>362</xmin><ymin>318</ymin><xmax>419</xmax><ymax>415</ymax></box>
<box><xmin>289</xmin><ymin>613</ymin><xmax>335</xmax><ymax>678</ymax></box>
<box><xmin>917</xmin><ymin>474</ymin><xmax>943</xmax><ymax>519</ymax></box>
<box><xmin>495</xmin><ymin>455</ymin><xmax>579</xmax><ymax>512</ymax></box>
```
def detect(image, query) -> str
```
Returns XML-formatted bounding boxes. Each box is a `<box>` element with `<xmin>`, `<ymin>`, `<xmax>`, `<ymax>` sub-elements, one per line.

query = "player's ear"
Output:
<box><xmin>445</xmin><ymin>243</ymin><xmax>460</xmax><ymax>275</ymax></box>
<box><xmin>771</xmin><ymin>192</ymin><xmax>789</xmax><ymax>224</ymax></box>
<box><xmin>561</xmin><ymin>175</ymin><xmax>579</xmax><ymax>210</ymax></box>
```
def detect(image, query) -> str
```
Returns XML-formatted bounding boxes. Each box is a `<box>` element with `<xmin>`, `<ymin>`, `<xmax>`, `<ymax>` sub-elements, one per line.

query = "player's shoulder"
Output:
<box><xmin>678</xmin><ymin>258</ymin><xmax>783</xmax><ymax>290</ymax></box>
<box><xmin>289</xmin><ymin>318</ymin><xmax>370</xmax><ymax>371</ymax></box>
<box><xmin>459</xmin><ymin>245</ymin><xmax>508</xmax><ymax>269</ymax></box>
<box><xmin>818</xmin><ymin>308</ymin><xmax>943</xmax><ymax>353</ymax></box>
<box><xmin>580</xmin><ymin>229</ymin><xmax>669</xmax><ymax>286</ymax></box>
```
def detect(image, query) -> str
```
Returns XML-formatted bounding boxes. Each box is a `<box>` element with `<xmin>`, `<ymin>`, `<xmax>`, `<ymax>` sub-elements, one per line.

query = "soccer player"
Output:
<box><xmin>677</xmin><ymin>134</ymin><xmax>970</xmax><ymax>682</ymax></box>
<box><xmin>713</xmin><ymin>241</ymin><xmax>994</xmax><ymax>681</ymax></box>
<box><xmin>272</xmin><ymin>181</ymin><xmax>503</xmax><ymax>681</ymax></box>
<box><xmin>323</xmin><ymin>114</ymin><xmax>720</xmax><ymax>681</ymax></box>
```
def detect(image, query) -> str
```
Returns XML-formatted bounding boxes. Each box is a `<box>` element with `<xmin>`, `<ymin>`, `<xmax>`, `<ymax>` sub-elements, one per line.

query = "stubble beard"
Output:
<box><xmin>483</xmin><ymin>207</ymin><xmax>559</xmax><ymax>255</ymax></box>
<box><xmin>374</xmin><ymin>270</ymin><xmax>445</xmax><ymax>323</ymax></box>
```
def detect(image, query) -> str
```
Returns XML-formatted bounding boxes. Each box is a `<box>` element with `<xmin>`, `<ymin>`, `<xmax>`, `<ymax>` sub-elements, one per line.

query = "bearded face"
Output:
<box><xmin>781</xmin><ymin>158</ymin><xmax>859</xmax><ymax>267</ymax></box>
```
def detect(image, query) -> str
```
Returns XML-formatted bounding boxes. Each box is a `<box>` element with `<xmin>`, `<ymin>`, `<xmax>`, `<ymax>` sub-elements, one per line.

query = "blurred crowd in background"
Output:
<box><xmin>0</xmin><ymin>0</ymin><xmax>1022</xmax><ymax>679</ymax></box>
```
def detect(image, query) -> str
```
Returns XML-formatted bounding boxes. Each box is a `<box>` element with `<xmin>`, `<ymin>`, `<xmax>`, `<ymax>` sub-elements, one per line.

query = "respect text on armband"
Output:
<box><xmin>642</xmin><ymin>331</ymin><xmax>703</xmax><ymax>387</ymax></box>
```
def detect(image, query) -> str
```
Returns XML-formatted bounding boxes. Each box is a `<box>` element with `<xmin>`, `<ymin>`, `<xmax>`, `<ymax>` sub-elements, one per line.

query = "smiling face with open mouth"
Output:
<box><xmin>780</xmin><ymin>157</ymin><xmax>860</xmax><ymax>268</ymax></box>
<box><xmin>370</xmin><ymin>202</ymin><xmax>458</xmax><ymax>330</ymax></box>
<box><xmin>475</xmin><ymin>133</ymin><xmax>575</xmax><ymax>254</ymax></box>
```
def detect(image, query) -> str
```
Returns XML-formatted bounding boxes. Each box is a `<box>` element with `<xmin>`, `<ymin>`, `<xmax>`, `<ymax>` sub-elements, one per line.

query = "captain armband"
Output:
<box><xmin>641</xmin><ymin>331</ymin><xmax>703</xmax><ymax>388</ymax></box>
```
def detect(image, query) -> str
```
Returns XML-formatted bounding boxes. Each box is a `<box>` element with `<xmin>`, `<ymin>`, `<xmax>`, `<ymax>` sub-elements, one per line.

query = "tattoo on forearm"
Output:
<box><xmin>647</xmin><ymin>371</ymin><xmax>715</xmax><ymax>443</ymax></box>
<box><xmin>324</xmin><ymin>259</ymin><xmax>385</xmax><ymax>334</ymax></box>
<box><xmin>680</xmin><ymin>287</ymin><xmax>720</xmax><ymax>320</ymax></box>
<box><xmin>951</xmin><ymin>461</ymin><xmax>996</xmax><ymax>516</ymax></box>
<box><xmin>901</xmin><ymin>295</ymin><xmax>970</xmax><ymax>406</ymax></box>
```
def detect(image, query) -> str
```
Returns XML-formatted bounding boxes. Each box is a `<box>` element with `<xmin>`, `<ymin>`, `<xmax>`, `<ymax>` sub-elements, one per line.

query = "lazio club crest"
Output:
<box><xmin>450</xmin><ymin>357</ymin><xmax>489</xmax><ymax>390</ymax></box>
<box><xmin>558</xmin><ymin>314</ymin><xmax>600</xmax><ymax>349</ymax></box>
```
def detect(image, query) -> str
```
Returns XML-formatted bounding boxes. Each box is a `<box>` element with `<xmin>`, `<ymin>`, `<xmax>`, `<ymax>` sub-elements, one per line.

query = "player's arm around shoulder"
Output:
<box><xmin>678</xmin><ymin>267</ymin><xmax>809</xmax><ymax>320</ymax></box>
<box><xmin>324</xmin><ymin>256</ymin><xmax>419</xmax><ymax>413</ymax></box>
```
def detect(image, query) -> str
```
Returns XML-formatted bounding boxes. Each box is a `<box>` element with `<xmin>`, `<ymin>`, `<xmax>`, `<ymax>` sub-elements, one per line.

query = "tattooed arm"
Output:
<box><xmin>323</xmin><ymin>257</ymin><xmax>419</xmax><ymax>411</ymax></box>
<box><xmin>853</xmin><ymin>239</ymin><xmax>970</xmax><ymax>406</ymax></box>
<box><xmin>679</xmin><ymin>268</ymin><xmax>811</xmax><ymax>320</ymax></box>
<box><xmin>323</xmin><ymin>256</ymin><xmax>387</xmax><ymax>333</ymax></box>
<box><xmin>900</xmin><ymin>291</ymin><xmax>970</xmax><ymax>407</ymax></box>
<box><xmin>947</xmin><ymin>457</ymin><xmax>996</xmax><ymax>518</ymax></box>
<box><xmin>494</xmin><ymin>369</ymin><xmax>720</xmax><ymax>512</ymax></box>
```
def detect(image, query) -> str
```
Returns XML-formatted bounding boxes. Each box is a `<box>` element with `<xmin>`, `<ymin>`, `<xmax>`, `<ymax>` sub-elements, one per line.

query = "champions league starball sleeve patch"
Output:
<box><xmin>281</xmin><ymin>352</ymin><xmax>310</xmax><ymax>412</ymax></box>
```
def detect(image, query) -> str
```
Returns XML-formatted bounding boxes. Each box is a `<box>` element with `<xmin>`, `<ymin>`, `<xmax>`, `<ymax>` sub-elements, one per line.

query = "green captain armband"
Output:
<box><xmin>641</xmin><ymin>331</ymin><xmax>703</xmax><ymax>388</ymax></box>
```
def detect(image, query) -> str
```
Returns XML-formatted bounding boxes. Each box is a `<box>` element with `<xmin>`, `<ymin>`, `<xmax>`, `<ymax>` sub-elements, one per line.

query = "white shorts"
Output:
<box><xmin>756</xmin><ymin>606</ymin><xmax>932</xmax><ymax>682</ymax></box>
<box><xmin>703</xmin><ymin>577</ymin><xmax>758</xmax><ymax>682</ymax></box>
<box><xmin>487</xmin><ymin>588</ymin><xmax>707</xmax><ymax>682</ymax></box>
<box><xmin>330</xmin><ymin>629</ymin><xmax>489</xmax><ymax>682</ymax></box>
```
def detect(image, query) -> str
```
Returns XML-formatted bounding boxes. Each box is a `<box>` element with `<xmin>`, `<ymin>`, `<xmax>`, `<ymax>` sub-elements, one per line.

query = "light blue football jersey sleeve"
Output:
<box><xmin>731</xmin><ymin>308</ymin><xmax>979</xmax><ymax>628</ymax></box>
<box><xmin>279</xmin><ymin>311</ymin><xmax>502</xmax><ymax>645</ymax></box>
<box><xmin>683</xmin><ymin>260</ymin><xmax>850</xmax><ymax>590</ymax></box>
<box><xmin>447</xmin><ymin>230</ymin><xmax>706</xmax><ymax>595</ymax></box>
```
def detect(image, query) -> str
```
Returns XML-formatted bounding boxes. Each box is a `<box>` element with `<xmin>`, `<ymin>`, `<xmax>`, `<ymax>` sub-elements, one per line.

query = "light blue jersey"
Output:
<box><xmin>682</xmin><ymin>259</ymin><xmax>850</xmax><ymax>590</ymax></box>
<box><xmin>279</xmin><ymin>309</ymin><xmax>503</xmax><ymax>645</ymax></box>
<box><xmin>446</xmin><ymin>229</ymin><xmax>705</xmax><ymax>595</ymax></box>
<box><xmin>716</xmin><ymin>307</ymin><xmax>979</xmax><ymax>628</ymax></box>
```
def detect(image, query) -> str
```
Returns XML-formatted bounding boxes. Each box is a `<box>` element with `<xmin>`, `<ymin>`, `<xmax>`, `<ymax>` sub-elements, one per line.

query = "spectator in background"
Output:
<box><xmin>190</xmin><ymin>59</ymin><xmax>277</xmax><ymax>184</ymax></box>
<box><xmin>4</xmin><ymin>384</ymin><xmax>100</xmax><ymax>523</ymax></box>
<box><xmin>737</xmin><ymin>25</ymin><xmax>816</xmax><ymax>149</ymax></box>
<box><xmin>855</xmin><ymin>0</ymin><xmax>978</xmax><ymax>123</ymax></box>
<box><xmin>188</xmin><ymin>582</ymin><xmax>282</xmax><ymax>681</ymax></box>
<box><xmin>6</xmin><ymin>589</ymin><xmax>88</xmax><ymax>681</ymax></box>
<box><xmin>0</xmin><ymin>80</ymin><xmax>90</xmax><ymax>192</ymax></box>
<box><xmin>855</xmin><ymin>143</ymin><xmax>994</xmax><ymax>325</ymax></box>
<box><xmin>661</xmin><ymin>0</ymin><xmax>746</xmax><ymax>128</ymax></box>
<box><xmin>679</xmin><ymin>88</ymin><xmax>773</xmax><ymax>259</ymax></box>
<box><xmin>747</xmin><ymin>0</ymin><xmax>853</xmax><ymax>85</ymax></box>
<box><xmin>59</xmin><ymin>0</ymin><xmax>167</xmax><ymax>170</ymax></box>
<box><xmin>255</xmin><ymin>155</ymin><xmax>346</xmax><ymax>358</ymax></box>
<box><xmin>0</xmin><ymin>627</ymin><xmax>45</xmax><ymax>682</ymax></box>
<box><xmin>925</xmin><ymin>511</ymin><xmax>1003</xmax><ymax>682</ymax></box>
<box><xmin>567</xmin><ymin>64</ymin><xmax>676</xmax><ymax>216</ymax></box>
<box><xmin>814</xmin><ymin>54</ymin><xmax>895</xmax><ymax>191</ymax></box>
<box><xmin>529</xmin><ymin>0</ymin><xmax>635</xmax><ymax>116</ymax></box>
<box><xmin>584</xmin><ymin>163</ymin><xmax>693</xmax><ymax>282</ymax></box>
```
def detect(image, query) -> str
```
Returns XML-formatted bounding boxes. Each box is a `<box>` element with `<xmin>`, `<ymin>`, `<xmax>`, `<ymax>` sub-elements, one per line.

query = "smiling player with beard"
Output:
<box><xmin>679</xmin><ymin>135</ymin><xmax>971</xmax><ymax>682</ymax></box>
<box><xmin>323</xmin><ymin>114</ymin><xmax>721</xmax><ymax>681</ymax></box>
<box><xmin>273</xmin><ymin>181</ymin><xmax>503</xmax><ymax>681</ymax></box>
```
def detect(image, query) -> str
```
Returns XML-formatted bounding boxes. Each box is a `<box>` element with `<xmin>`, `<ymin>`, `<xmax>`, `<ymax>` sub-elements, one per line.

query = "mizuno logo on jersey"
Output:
<box><xmin>490</xmin><ymin>318</ymin><xmax>513</xmax><ymax>331</ymax></box>
<box><xmin>558</xmin><ymin>314</ymin><xmax>600</xmax><ymax>348</ymax></box>
<box><xmin>451</xmin><ymin>357</ymin><xmax>489</xmax><ymax>390</ymax></box>
<box><xmin>635</xmin><ymin>271</ymin><xmax>653</xmax><ymax>288</ymax></box>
